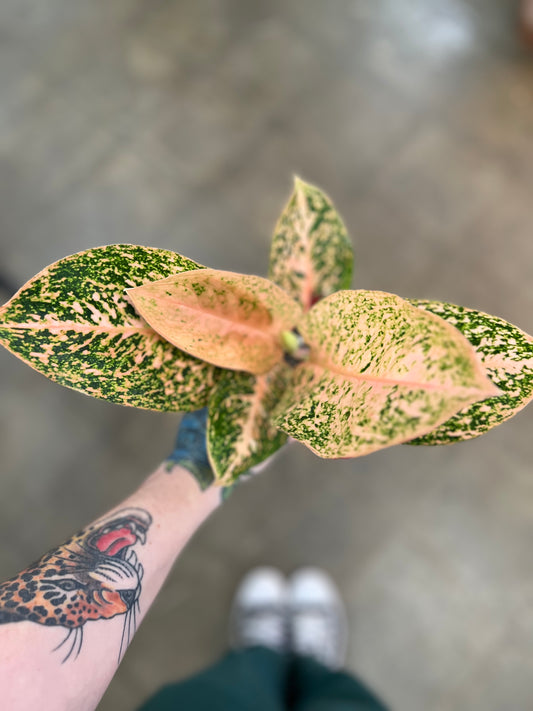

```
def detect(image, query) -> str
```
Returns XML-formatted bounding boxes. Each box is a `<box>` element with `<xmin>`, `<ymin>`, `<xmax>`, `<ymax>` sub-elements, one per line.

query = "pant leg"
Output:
<box><xmin>290</xmin><ymin>655</ymin><xmax>389</xmax><ymax>711</ymax></box>
<box><xmin>137</xmin><ymin>646</ymin><xmax>289</xmax><ymax>711</ymax></box>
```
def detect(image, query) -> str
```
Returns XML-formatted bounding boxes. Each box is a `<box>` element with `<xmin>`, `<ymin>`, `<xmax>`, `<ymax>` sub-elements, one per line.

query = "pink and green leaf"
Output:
<box><xmin>207</xmin><ymin>365</ymin><xmax>289</xmax><ymax>484</ymax></box>
<box><xmin>406</xmin><ymin>300</ymin><xmax>533</xmax><ymax>445</ymax></box>
<box><xmin>268</xmin><ymin>177</ymin><xmax>353</xmax><ymax>310</ymax></box>
<box><xmin>273</xmin><ymin>290</ymin><xmax>501</xmax><ymax>458</ymax></box>
<box><xmin>0</xmin><ymin>245</ymin><xmax>218</xmax><ymax>411</ymax></box>
<box><xmin>128</xmin><ymin>269</ymin><xmax>302</xmax><ymax>375</ymax></box>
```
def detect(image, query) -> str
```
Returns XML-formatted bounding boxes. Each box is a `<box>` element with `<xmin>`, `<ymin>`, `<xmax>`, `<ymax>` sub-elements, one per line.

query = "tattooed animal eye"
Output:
<box><xmin>55</xmin><ymin>579</ymin><xmax>83</xmax><ymax>592</ymax></box>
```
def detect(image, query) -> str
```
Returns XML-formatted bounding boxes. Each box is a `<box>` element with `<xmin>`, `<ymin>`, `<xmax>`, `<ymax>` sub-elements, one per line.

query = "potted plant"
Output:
<box><xmin>0</xmin><ymin>179</ymin><xmax>531</xmax><ymax>486</ymax></box>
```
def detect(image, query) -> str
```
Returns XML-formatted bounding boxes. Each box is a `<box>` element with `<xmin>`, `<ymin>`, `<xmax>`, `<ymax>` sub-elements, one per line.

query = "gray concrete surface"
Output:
<box><xmin>1</xmin><ymin>1</ymin><xmax>532</xmax><ymax>709</ymax></box>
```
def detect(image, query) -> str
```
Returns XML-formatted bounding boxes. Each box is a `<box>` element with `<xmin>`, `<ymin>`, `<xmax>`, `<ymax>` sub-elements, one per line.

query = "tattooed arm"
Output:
<box><xmin>0</xmin><ymin>460</ymin><xmax>220</xmax><ymax>711</ymax></box>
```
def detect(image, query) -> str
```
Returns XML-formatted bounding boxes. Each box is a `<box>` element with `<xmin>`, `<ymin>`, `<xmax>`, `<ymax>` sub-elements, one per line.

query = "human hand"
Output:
<box><xmin>165</xmin><ymin>409</ymin><xmax>284</xmax><ymax>496</ymax></box>
<box><xmin>165</xmin><ymin>408</ymin><xmax>214</xmax><ymax>490</ymax></box>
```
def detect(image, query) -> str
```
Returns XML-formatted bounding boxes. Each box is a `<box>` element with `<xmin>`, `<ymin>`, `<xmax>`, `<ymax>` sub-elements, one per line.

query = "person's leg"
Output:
<box><xmin>138</xmin><ymin>646</ymin><xmax>287</xmax><ymax>711</ymax></box>
<box><xmin>138</xmin><ymin>568</ymin><xmax>290</xmax><ymax>711</ymax></box>
<box><xmin>287</xmin><ymin>569</ymin><xmax>389</xmax><ymax>711</ymax></box>
<box><xmin>290</xmin><ymin>655</ymin><xmax>388</xmax><ymax>711</ymax></box>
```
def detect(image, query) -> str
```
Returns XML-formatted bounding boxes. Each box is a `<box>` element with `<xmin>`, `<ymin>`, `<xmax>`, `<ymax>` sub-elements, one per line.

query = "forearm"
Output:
<box><xmin>0</xmin><ymin>463</ymin><xmax>220</xmax><ymax>711</ymax></box>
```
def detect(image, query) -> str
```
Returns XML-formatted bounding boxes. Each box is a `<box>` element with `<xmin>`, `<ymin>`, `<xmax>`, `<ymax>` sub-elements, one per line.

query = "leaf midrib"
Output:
<box><xmin>306</xmin><ymin>357</ymin><xmax>492</xmax><ymax>395</ymax></box>
<box><xmin>158</xmin><ymin>298</ymin><xmax>282</xmax><ymax>340</ymax></box>
<box><xmin>0</xmin><ymin>321</ymin><xmax>155</xmax><ymax>336</ymax></box>
<box><xmin>295</xmin><ymin>185</ymin><xmax>315</xmax><ymax>310</ymax></box>
<box><xmin>225</xmin><ymin>375</ymin><xmax>269</xmax><ymax>478</ymax></box>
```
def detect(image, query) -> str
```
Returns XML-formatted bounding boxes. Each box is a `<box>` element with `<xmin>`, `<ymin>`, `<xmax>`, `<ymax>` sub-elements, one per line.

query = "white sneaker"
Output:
<box><xmin>288</xmin><ymin>568</ymin><xmax>348</xmax><ymax>669</ymax></box>
<box><xmin>229</xmin><ymin>567</ymin><xmax>287</xmax><ymax>652</ymax></box>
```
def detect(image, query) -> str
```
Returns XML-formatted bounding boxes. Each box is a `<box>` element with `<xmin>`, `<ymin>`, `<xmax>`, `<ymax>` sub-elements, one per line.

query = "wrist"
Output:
<box><xmin>136</xmin><ymin>462</ymin><xmax>222</xmax><ymax>523</ymax></box>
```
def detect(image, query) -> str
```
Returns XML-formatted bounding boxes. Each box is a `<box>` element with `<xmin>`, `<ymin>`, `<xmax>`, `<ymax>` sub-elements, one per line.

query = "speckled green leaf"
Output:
<box><xmin>207</xmin><ymin>365</ymin><xmax>289</xmax><ymax>484</ymax></box>
<box><xmin>128</xmin><ymin>269</ymin><xmax>302</xmax><ymax>375</ymax></box>
<box><xmin>0</xmin><ymin>245</ymin><xmax>219</xmax><ymax>411</ymax></box>
<box><xmin>268</xmin><ymin>178</ymin><xmax>353</xmax><ymax>310</ymax></box>
<box><xmin>272</xmin><ymin>290</ymin><xmax>501</xmax><ymax>458</ymax></box>
<box><xmin>406</xmin><ymin>300</ymin><xmax>533</xmax><ymax>445</ymax></box>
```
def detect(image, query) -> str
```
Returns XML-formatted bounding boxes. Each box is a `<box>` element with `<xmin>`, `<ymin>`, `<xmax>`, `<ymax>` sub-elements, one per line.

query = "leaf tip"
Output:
<box><xmin>293</xmin><ymin>175</ymin><xmax>312</xmax><ymax>193</ymax></box>
<box><xmin>471</xmin><ymin>377</ymin><xmax>504</xmax><ymax>404</ymax></box>
<box><xmin>125</xmin><ymin>284</ymin><xmax>147</xmax><ymax>309</ymax></box>
<box><xmin>487</xmin><ymin>381</ymin><xmax>505</xmax><ymax>399</ymax></box>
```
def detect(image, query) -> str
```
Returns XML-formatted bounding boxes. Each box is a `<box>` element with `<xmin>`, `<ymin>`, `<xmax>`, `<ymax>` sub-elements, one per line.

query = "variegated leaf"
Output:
<box><xmin>272</xmin><ymin>290</ymin><xmax>501</xmax><ymax>458</ymax></box>
<box><xmin>207</xmin><ymin>365</ymin><xmax>289</xmax><ymax>484</ymax></box>
<box><xmin>128</xmin><ymin>269</ymin><xmax>302</xmax><ymax>375</ymax></box>
<box><xmin>0</xmin><ymin>245</ymin><xmax>218</xmax><ymax>411</ymax></box>
<box><xmin>406</xmin><ymin>300</ymin><xmax>533</xmax><ymax>445</ymax></box>
<box><xmin>268</xmin><ymin>177</ymin><xmax>353</xmax><ymax>310</ymax></box>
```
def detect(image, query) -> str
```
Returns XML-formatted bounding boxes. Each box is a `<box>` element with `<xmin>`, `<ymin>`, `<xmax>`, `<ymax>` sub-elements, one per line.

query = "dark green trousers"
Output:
<box><xmin>138</xmin><ymin>646</ymin><xmax>388</xmax><ymax>711</ymax></box>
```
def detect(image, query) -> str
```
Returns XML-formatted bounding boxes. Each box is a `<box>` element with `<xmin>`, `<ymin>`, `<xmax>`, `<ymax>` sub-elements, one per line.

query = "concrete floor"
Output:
<box><xmin>1</xmin><ymin>1</ymin><xmax>533</xmax><ymax>709</ymax></box>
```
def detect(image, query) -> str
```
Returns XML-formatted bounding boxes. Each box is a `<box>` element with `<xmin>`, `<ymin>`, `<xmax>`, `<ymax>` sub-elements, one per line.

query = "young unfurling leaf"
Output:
<box><xmin>269</xmin><ymin>178</ymin><xmax>353</xmax><ymax>310</ymax></box>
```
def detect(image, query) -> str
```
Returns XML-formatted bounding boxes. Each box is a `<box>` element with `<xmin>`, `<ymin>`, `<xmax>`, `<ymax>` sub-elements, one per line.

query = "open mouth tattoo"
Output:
<box><xmin>0</xmin><ymin>507</ymin><xmax>152</xmax><ymax>663</ymax></box>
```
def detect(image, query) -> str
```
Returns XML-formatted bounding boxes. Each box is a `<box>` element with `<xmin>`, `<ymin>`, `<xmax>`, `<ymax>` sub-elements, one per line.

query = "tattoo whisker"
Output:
<box><xmin>92</xmin><ymin>569</ymin><xmax>116</xmax><ymax>582</ymax></box>
<box><xmin>117</xmin><ymin>558</ymin><xmax>138</xmax><ymax>576</ymax></box>
<box><xmin>130</xmin><ymin>607</ymin><xmax>135</xmax><ymax>643</ymax></box>
<box><xmin>99</xmin><ymin>559</ymin><xmax>134</xmax><ymax>579</ymax></box>
<box><xmin>74</xmin><ymin>626</ymin><xmax>84</xmax><ymax>660</ymax></box>
<box><xmin>130</xmin><ymin>610</ymin><xmax>135</xmax><ymax>645</ymax></box>
<box><xmin>118</xmin><ymin>611</ymin><xmax>129</xmax><ymax>663</ymax></box>
<box><xmin>53</xmin><ymin>628</ymin><xmax>72</xmax><ymax>652</ymax></box>
<box><xmin>126</xmin><ymin>609</ymin><xmax>133</xmax><ymax>651</ymax></box>
<box><xmin>97</xmin><ymin>561</ymin><xmax>122</xmax><ymax>573</ymax></box>
<box><xmin>62</xmin><ymin>627</ymin><xmax>80</xmax><ymax>663</ymax></box>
